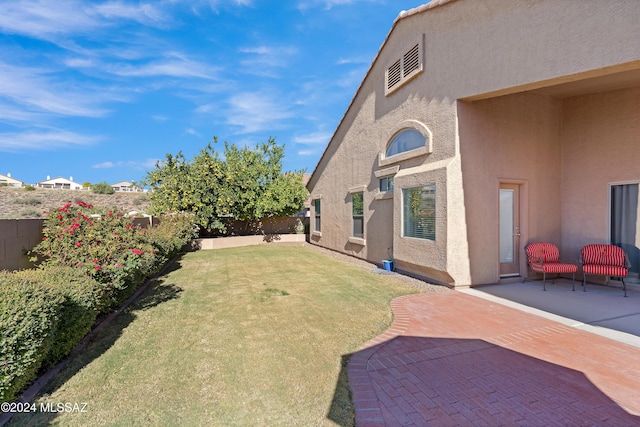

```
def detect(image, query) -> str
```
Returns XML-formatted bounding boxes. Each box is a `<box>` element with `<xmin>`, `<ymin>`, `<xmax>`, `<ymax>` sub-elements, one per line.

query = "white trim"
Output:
<box><xmin>349</xmin><ymin>185</ymin><xmax>367</xmax><ymax>194</ymax></box>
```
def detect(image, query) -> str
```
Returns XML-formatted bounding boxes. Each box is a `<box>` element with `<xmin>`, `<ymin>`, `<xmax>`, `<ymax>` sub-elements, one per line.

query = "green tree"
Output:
<box><xmin>92</xmin><ymin>182</ymin><xmax>115</xmax><ymax>194</ymax></box>
<box><xmin>145</xmin><ymin>137</ymin><xmax>307</xmax><ymax>234</ymax></box>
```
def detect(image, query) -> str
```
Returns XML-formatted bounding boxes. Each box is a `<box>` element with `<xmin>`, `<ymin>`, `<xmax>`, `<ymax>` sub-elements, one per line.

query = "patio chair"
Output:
<box><xmin>524</xmin><ymin>242</ymin><xmax>577</xmax><ymax>291</ymax></box>
<box><xmin>580</xmin><ymin>244</ymin><xmax>630</xmax><ymax>297</ymax></box>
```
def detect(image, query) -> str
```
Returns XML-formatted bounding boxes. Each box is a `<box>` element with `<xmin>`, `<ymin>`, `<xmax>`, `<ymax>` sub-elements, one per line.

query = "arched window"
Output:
<box><xmin>385</xmin><ymin>129</ymin><xmax>426</xmax><ymax>158</ymax></box>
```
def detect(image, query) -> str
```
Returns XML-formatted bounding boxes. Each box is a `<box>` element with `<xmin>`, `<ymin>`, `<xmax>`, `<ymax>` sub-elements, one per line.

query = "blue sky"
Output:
<box><xmin>0</xmin><ymin>0</ymin><xmax>423</xmax><ymax>186</ymax></box>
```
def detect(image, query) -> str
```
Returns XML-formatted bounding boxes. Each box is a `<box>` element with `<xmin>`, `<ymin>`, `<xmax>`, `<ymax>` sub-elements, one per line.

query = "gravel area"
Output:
<box><xmin>0</xmin><ymin>187</ymin><xmax>150</xmax><ymax>219</ymax></box>
<box><xmin>300</xmin><ymin>242</ymin><xmax>451</xmax><ymax>294</ymax></box>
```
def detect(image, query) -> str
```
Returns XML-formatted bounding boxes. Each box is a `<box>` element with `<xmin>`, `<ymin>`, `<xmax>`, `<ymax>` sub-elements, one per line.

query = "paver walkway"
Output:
<box><xmin>347</xmin><ymin>291</ymin><xmax>640</xmax><ymax>426</ymax></box>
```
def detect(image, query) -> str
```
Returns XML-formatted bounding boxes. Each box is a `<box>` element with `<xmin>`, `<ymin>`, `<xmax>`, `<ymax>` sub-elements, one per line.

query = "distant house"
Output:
<box><xmin>36</xmin><ymin>176</ymin><xmax>83</xmax><ymax>190</ymax></box>
<box><xmin>0</xmin><ymin>173</ymin><xmax>23</xmax><ymax>187</ymax></box>
<box><xmin>307</xmin><ymin>0</ymin><xmax>640</xmax><ymax>288</ymax></box>
<box><xmin>111</xmin><ymin>181</ymin><xmax>143</xmax><ymax>192</ymax></box>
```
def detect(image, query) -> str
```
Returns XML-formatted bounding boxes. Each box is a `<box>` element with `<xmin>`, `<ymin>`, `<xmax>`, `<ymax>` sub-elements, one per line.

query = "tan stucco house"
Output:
<box><xmin>307</xmin><ymin>0</ymin><xmax>640</xmax><ymax>288</ymax></box>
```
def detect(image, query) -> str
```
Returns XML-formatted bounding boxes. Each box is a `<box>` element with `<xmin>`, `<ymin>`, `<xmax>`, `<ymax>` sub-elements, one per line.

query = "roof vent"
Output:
<box><xmin>385</xmin><ymin>38</ymin><xmax>424</xmax><ymax>96</ymax></box>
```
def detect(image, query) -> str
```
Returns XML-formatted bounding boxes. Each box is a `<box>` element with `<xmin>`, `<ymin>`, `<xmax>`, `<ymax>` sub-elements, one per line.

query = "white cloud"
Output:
<box><xmin>297</xmin><ymin>149</ymin><xmax>318</xmax><ymax>156</ymax></box>
<box><xmin>92</xmin><ymin>158</ymin><xmax>160</xmax><ymax>169</ymax></box>
<box><xmin>93</xmin><ymin>1</ymin><xmax>172</xmax><ymax>27</ymax></box>
<box><xmin>296</xmin><ymin>0</ymin><xmax>355</xmax><ymax>11</ymax></box>
<box><xmin>93</xmin><ymin>161</ymin><xmax>115</xmax><ymax>169</ymax></box>
<box><xmin>0</xmin><ymin>61</ymin><xmax>112</xmax><ymax>118</ymax></box>
<box><xmin>293</xmin><ymin>131</ymin><xmax>331</xmax><ymax>146</ymax></box>
<box><xmin>185</xmin><ymin>128</ymin><xmax>201</xmax><ymax>137</ymax></box>
<box><xmin>0</xmin><ymin>1</ymin><xmax>102</xmax><ymax>40</ymax></box>
<box><xmin>225</xmin><ymin>91</ymin><xmax>294</xmax><ymax>134</ymax></box>
<box><xmin>239</xmin><ymin>45</ymin><xmax>298</xmax><ymax>75</ymax></box>
<box><xmin>0</xmin><ymin>129</ymin><xmax>100</xmax><ymax>151</ymax></box>
<box><xmin>107</xmin><ymin>53</ymin><xmax>219</xmax><ymax>80</ymax></box>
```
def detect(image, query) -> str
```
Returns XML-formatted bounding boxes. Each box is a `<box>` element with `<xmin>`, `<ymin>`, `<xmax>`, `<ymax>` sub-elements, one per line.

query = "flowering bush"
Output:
<box><xmin>32</xmin><ymin>201</ymin><xmax>156</xmax><ymax>298</ymax></box>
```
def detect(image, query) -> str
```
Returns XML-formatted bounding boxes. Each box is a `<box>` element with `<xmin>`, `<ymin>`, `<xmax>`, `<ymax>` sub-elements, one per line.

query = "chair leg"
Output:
<box><xmin>543</xmin><ymin>271</ymin><xmax>547</xmax><ymax>291</ymax></box>
<box><xmin>622</xmin><ymin>277</ymin><xmax>627</xmax><ymax>297</ymax></box>
<box><xmin>571</xmin><ymin>272</ymin><xmax>575</xmax><ymax>291</ymax></box>
<box><xmin>582</xmin><ymin>274</ymin><xmax>587</xmax><ymax>292</ymax></box>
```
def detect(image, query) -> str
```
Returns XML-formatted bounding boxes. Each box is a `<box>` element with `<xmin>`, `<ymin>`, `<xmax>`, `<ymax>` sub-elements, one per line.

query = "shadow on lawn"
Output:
<box><xmin>327</xmin><ymin>336</ymin><xmax>639</xmax><ymax>426</ymax></box>
<box><xmin>5</xmin><ymin>256</ymin><xmax>186</xmax><ymax>427</ymax></box>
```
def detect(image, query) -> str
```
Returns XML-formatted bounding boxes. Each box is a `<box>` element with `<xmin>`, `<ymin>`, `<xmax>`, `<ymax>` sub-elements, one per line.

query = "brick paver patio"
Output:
<box><xmin>347</xmin><ymin>292</ymin><xmax>640</xmax><ymax>426</ymax></box>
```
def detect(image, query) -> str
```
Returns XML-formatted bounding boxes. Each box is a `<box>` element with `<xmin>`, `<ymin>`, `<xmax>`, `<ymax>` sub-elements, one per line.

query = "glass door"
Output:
<box><xmin>500</xmin><ymin>184</ymin><xmax>521</xmax><ymax>277</ymax></box>
<box><xmin>611</xmin><ymin>183</ymin><xmax>640</xmax><ymax>283</ymax></box>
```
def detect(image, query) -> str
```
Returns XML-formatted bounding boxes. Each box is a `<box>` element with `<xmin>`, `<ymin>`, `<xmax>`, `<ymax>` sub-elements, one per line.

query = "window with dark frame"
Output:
<box><xmin>314</xmin><ymin>199</ymin><xmax>321</xmax><ymax>232</ymax></box>
<box><xmin>402</xmin><ymin>184</ymin><xmax>435</xmax><ymax>240</ymax></box>
<box><xmin>379</xmin><ymin>176</ymin><xmax>394</xmax><ymax>192</ymax></box>
<box><xmin>352</xmin><ymin>192</ymin><xmax>364</xmax><ymax>239</ymax></box>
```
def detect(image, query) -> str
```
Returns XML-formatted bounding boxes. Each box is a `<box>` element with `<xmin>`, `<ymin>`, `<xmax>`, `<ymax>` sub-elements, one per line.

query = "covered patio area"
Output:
<box><xmin>463</xmin><ymin>279</ymin><xmax>640</xmax><ymax>348</ymax></box>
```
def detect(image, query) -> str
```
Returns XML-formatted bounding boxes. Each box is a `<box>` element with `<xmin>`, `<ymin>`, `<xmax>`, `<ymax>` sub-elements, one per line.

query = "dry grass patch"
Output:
<box><xmin>9</xmin><ymin>245</ymin><xmax>419</xmax><ymax>426</ymax></box>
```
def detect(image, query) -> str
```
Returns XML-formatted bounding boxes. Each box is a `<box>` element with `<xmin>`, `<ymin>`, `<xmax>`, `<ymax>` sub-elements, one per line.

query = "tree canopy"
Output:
<box><xmin>145</xmin><ymin>137</ymin><xmax>307</xmax><ymax>233</ymax></box>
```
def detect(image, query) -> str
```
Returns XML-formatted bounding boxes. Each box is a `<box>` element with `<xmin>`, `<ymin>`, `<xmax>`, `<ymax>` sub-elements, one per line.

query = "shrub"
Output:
<box><xmin>91</xmin><ymin>182</ymin><xmax>115</xmax><ymax>194</ymax></box>
<box><xmin>0</xmin><ymin>268</ymin><xmax>100</xmax><ymax>403</ymax></box>
<box><xmin>146</xmin><ymin>213</ymin><xmax>198</xmax><ymax>263</ymax></box>
<box><xmin>24</xmin><ymin>185</ymin><xmax>36</xmax><ymax>191</ymax></box>
<box><xmin>20</xmin><ymin>208</ymin><xmax>42</xmax><ymax>218</ymax></box>
<box><xmin>13</xmin><ymin>197</ymin><xmax>41</xmax><ymax>206</ymax></box>
<box><xmin>31</xmin><ymin>201</ymin><xmax>156</xmax><ymax>309</ymax></box>
<box><xmin>0</xmin><ymin>274</ymin><xmax>64</xmax><ymax>403</ymax></box>
<box><xmin>17</xmin><ymin>268</ymin><xmax>101</xmax><ymax>368</ymax></box>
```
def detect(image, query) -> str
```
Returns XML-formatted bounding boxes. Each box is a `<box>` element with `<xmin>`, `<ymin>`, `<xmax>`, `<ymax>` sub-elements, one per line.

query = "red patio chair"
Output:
<box><xmin>580</xmin><ymin>244</ymin><xmax>630</xmax><ymax>297</ymax></box>
<box><xmin>524</xmin><ymin>242</ymin><xmax>577</xmax><ymax>291</ymax></box>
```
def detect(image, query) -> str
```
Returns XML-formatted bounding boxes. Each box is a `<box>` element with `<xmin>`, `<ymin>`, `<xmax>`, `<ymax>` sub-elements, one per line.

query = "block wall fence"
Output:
<box><xmin>0</xmin><ymin>216</ymin><xmax>309</xmax><ymax>272</ymax></box>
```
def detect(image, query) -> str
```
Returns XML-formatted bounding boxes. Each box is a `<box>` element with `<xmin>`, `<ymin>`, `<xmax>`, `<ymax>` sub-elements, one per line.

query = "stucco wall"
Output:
<box><xmin>458</xmin><ymin>92</ymin><xmax>563</xmax><ymax>285</ymax></box>
<box><xmin>561</xmin><ymin>86</ymin><xmax>640</xmax><ymax>259</ymax></box>
<box><xmin>400</xmin><ymin>0</ymin><xmax>640</xmax><ymax>100</ymax></box>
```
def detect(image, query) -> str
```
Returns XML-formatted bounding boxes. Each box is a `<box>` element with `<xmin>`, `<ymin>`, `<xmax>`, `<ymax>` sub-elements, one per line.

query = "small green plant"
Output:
<box><xmin>24</xmin><ymin>185</ymin><xmax>36</xmax><ymax>191</ymax></box>
<box><xmin>13</xmin><ymin>197</ymin><xmax>42</xmax><ymax>206</ymax></box>
<box><xmin>20</xmin><ymin>208</ymin><xmax>42</xmax><ymax>218</ymax></box>
<box><xmin>82</xmin><ymin>181</ymin><xmax>91</xmax><ymax>189</ymax></box>
<box><xmin>133</xmin><ymin>194</ymin><xmax>148</xmax><ymax>206</ymax></box>
<box><xmin>92</xmin><ymin>182</ymin><xmax>115</xmax><ymax>194</ymax></box>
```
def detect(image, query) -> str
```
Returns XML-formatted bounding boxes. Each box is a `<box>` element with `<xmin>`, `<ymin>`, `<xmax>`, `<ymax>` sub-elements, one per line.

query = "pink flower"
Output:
<box><xmin>75</xmin><ymin>242</ymin><xmax>82</xmax><ymax>247</ymax></box>
<box><xmin>115</xmin><ymin>263</ymin><xmax>123</xmax><ymax>268</ymax></box>
<box><xmin>130</xmin><ymin>248</ymin><xmax>144</xmax><ymax>256</ymax></box>
<box><xmin>94</xmin><ymin>265</ymin><xmax>100</xmax><ymax>271</ymax></box>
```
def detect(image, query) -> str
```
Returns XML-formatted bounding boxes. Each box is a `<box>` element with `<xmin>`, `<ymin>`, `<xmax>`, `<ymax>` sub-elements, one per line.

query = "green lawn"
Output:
<box><xmin>9</xmin><ymin>245</ymin><xmax>419</xmax><ymax>426</ymax></box>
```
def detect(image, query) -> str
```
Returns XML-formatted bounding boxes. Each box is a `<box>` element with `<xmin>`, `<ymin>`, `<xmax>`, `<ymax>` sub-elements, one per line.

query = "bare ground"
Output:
<box><xmin>0</xmin><ymin>187</ymin><xmax>151</xmax><ymax>219</ymax></box>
